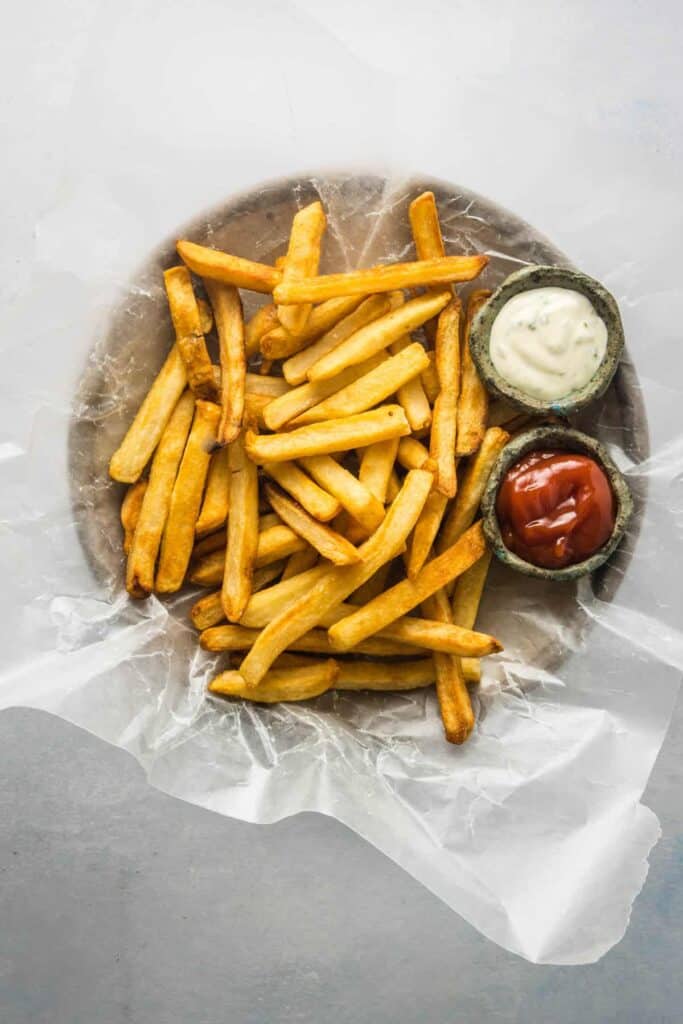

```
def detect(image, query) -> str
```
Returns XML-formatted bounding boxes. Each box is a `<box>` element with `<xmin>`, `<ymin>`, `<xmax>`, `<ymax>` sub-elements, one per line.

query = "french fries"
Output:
<box><xmin>121</xmin><ymin>480</ymin><xmax>148</xmax><ymax>556</ymax></box>
<box><xmin>264</xmin><ymin>353</ymin><xmax>384</xmax><ymax>431</ymax></box>
<box><xmin>407</xmin><ymin>490</ymin><xmax>449</xmax><ymax>579</ymax></box>
<box><xmin>281</xmin><ymin>547</ymin><xmax>319</xmax><ymax>580</ymax></box>
<box><xmin>164</xmin><ymin>267</ymin><xmax>216</xmax><ymax>401</ymax></box>
<box><xmin>390</xmin><ymin>336</ymin><xmax>432</xmax><ymax>433</ymax></box>
<box><xmin>197</xmin><ymin>297</ymin><xmax>213</xmax><ymax>335</ymax></box>
<box><xmin>260</xmin><ymin>295</ymin><xmax>364</xmax><ymax>360</ymax></box>
<box><xmin>272</xmin><ymin>254</ymin><xmax>488</xmax><ymax>303</ymax></box>
<box><xmin>245</xmin><ymin>302</ymin><xmax>279</xmax><ymax>358</ymax></box>
<box><xmin>195</xmin><ymin>446</ymin><xmax>230</xmax><ymax>536</ymax></box>
<box><xmin>204</xmin><ymin>280</ymin><xmax>245</xmax><ymax>444</ymax></box>
<box><xmin>263</xmin><ymin>462</ymin><xmax>340</xmax><ymax>522</ymax></box>
<box><xmin>333</xmin><ymin>660</ymin><xmax>434</xmax><ymax>691</ymax></box>
<box><xmin>177</xmin><ymin>240</ymin><xmax>280</xmax><ymax>293</ymax></box>
<box><xmin>209</xmin><ymin>660</ymin><xmax>338</xmax><ymax>702</ymax></box>
<box><xmin>277</xmin><ymin>201</ymin><xmax>327</xmax><ymax>337</ymax></box>
<box><xmin>190</xmin><ymin>523</ymin><xmax>309</xmax><ymax>586</ymax></box>
<box><xmin>299</xmin><ymin>455</ymin><xmax>385</xmax><ymax>533</ymax></box>
<box><xmin>245</xmin><ymin>406</ymin><xmax>410</xmax><ymax>463</ymax></box>
<box><xmin>421</xmin><ymin>353</ymin><xmax>440</xmax><ymax>404</ymax></box>
<box><xmin>397</xmin><ymin>436</ymin><xmax>430</xmax><ymax>471</ymax></box>
<box><xmin>245</xmin><ymin>373</ymin><xmax>290</xmax><ymax>397</ymax></box>
<box><xmin>222</xmin><ymin>429</ymin><xmax>259</xmax><ymax>621</ymax></box>
<box><xmin>451</xmin><ymin>549</ymin><xmax>493</xmax><ymax>684</ymax></box>
<box><xmin>358</xmin><ymin>437</ymin><xmax>399</xmax><ymax>504</ymax></box>
<box><xmin>456</xmin><ymin>290</ymin><xmax>491</xmax><ymax>456</ymax></box>
<box><xmin>409</xmin><ymin>191</ymin><xmax>446</xmax><ymax>262</ymax></box>
<box><xmin>291</xmin><ymin>342</ymin><xmax>429</xmax><ymax>425</ymax></box>
<box><xmin>430</xmin><ymin>298</ymin><xmax>462</xmax><ymax>497</ymax></box>
<box><xmin>307</xmin><ymin>291</ymin><xmax>451</xmax><ymax>383</ymax></box>
<box><xmin>264</xmin><ymin>483</ymin><xmax>360</xmax><ymax>566</ymax></box>
<box><xmin>156</xmin><ymin>400</ymin><xmax>221</xmax><ymax>593</ymax></box>
<box><xmin>438</xmin><ymin>427</ymin><xmax>510</xmax><ymax>553</ymax></box>
<box><xmin>200</xmin><ymin>624</ymin><xmax>421</xmax><ymax>658</ymax></box>
<box><xmin>422</xmin><ymin>589</ymin><xmax>475</xmax><ymax>745</ymax></box>
<box><xmin>328</xmin><ymin>521</ymin><xmax>487</xmax><ymax>650</ymax></box>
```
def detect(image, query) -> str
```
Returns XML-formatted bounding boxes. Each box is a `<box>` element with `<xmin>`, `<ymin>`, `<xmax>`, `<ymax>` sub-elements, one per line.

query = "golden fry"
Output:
<box><xmin>272</xmin><ymin>254</ymin><xmax>488</xmax><ymax>304</ymax></box>
<box><xmin>390</xmin><ymin>336</ymin><xmax>432</xmax><ymax>433</ymax></box>
<box><xmin>456</xmin><ymin>289</ymin><xmax>492</xmax><ymax>456</ymax></box>
<box><xmin>307</xmin><ymin>291</ymin><xmax>451</xmax><ymax>383</ymax></box>
<box><xmin>265</xmin><ymin>483</ymin><xmax>360</xmax><ymax>566</ymax></box>
<box><xmin>222</xmin><ymin>430</ymin><xmax>259</xmax><ymax>621</ymax></box>
<box><xmin>439</xmin><ymin>427</ymin><xmax>509</xmax><ymax>553</ymax></box>
<box><xmin>195</xmin><ymin>446</ymin><xmax>230</xmax><ymax>536</ymax></box>
<box><xmin>386</xmin><ymin>470</ymin><xmax>401</xmax><ymax>503</ymax></box>
<box><xmin>197</xmin><ymin>298</ymin><xmax>213</xmax><ymax>335</ymax></box>
<box><xmin>204</xmin><ymin>280</ymin><xmax>245</xmax><ymax>444</ymax></box>
<box><xmin>200</xmin><ymin>624</ymin><xmax>420</xmax><ymax>658</ymax></box>
<box><xmin>209</xmin><ymin>660</ymin><xmax>339</xmax><ymax>702</ymax></box>
<box><xmin>422</xmin><ymin>589</ymin><xmax>475</xmax><ymax>745</ymax></box>
<box><xmin>244</xmin><ymin>302</ymin><xmax>279</xmax><ymax>358</ymax></box>
<box><xmin>334</xmin><ymin>659</ymin><xmax>434</xmax><ymax>691</ymax></box>
<box><xmin>397</xmin><ymin>436</ymin><xmax>430</xmax><ymax>471</ymax></box>
<box><xmin>299</xmin><ymin>455</ymin><xmax>385</xmax><ymax>533</ymax></box>
<box><xmin>451</xmin><ymin>550</ymin><xmax>493</xmax><ymax>629</ymax></box>
<box><xmin>409</xmin><ymin>191</ymin><xmax>446</xmax><ymax>261</ymax></box>
<box><xmin>239</xmin><ymin>565</ymin><xmax>330</xmax><ymax>628</ymax></box>
<box><xmin>245</xmin><ymin>373</ymin><xmax>290</xmax><ymax>397</ymax></box>
<box><xmin>156</xmin><ymin>400</ymin><xmax>221</xmax><ymax>593</ymax></box>
<box><xmin>193</xmin><ymin>530</ymin><xmax>227</xmax><ymax>559</ymax></box>
<box><xmin>189</xmin><ymin>563</ymin><xmax>286</xmax><ymax>631</ymax></box>
<box><xmin>277</xmin><ymin>201</ymin><xmax>327</xmax><ymax>337</ymax></box>
<box><xmin>349</xmin><ymin>562</ymin><xmax>392</xmax><ymax>605</ymax></box>
<box><xmin>190</xmin><ymin>525</ymin><xmax>308</xmax><ymax>586</ymax></box>
<box><xmin>328</xmin><ymin>521</ymin><xmax>487</xmax><ymax>650</ymax></box>
<box><xmin>283</xmin><ymin>295</ymin><xmax>391</xmax><ymax>385</ymax></box>
<box><xmin>246</xmin><ymin>406</ymin><xmax>410</xmax><ymax>463</ymax></box>
<box><xmin>164</xmin><ymin>267</ymin><xmax>216</xmax><ymax>401</ymax></box>
<box><xmin>430</xmin><ymin>298</ymin><xmax>462</xmax><ymax>497</ymax></box>
<box><xmin>260</xmin><ymin>295</ymin><xmax>364</xmax><ymax>360</ymax></box>
<box><xmin>263</xmin><ymin>462</ymin><xmax>340</xmax><ymax>522</ymax></box>
<box><xmin>358</xmin><ymin>437</ymin><xmax>399</xmax><ymax>504</ymax></box>
<box><xmin>177</xmin><ymin>240</ymin><xmax>280</xmax><ymax>293</ymax></box>
<box><xmin>243</xmin><ymin>393</ymin><xmax>272</xmax><ymax>429</ymax></box>
<box><xmin>421</xmin><ymin>353</ymin><xmax>440</xmax><ymax>404</ymax></box>
<box><xmin>281</xmin><ymin>547</ymin><xmax>319</xmax><ymax>580</ymax></box>
<box><xmin>264</xmin><ymin>354</ymin><xmax>383</xmax><ymax>431</ymax></box>
<box><xmin>407</xmin><ymin>490</ymin><xmax>449</xmax><ymax>579</ymax></box>
<box><xmin>121</xmin><ymin>480</ymin><xmax>148</xmax><ymax>556</ymax></box>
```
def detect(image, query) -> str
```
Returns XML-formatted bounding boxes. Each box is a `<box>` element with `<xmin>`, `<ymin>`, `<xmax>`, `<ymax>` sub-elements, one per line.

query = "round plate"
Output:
<box><xmin>68</xmin><ymin>172</ymin><xmax>649</xmax><ymax>678</ymax></box>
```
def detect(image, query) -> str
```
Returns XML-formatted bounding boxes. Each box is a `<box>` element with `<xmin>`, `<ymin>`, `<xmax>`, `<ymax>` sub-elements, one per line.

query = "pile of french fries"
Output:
<box><xmin>110</xmin><ymin>191</ymin><xmax>540</xmax><ymax>745</ymax></box>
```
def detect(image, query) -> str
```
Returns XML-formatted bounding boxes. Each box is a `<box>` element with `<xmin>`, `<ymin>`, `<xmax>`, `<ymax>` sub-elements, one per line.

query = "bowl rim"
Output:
<box><xmin>480</xmin><ymin>424</ymin><xmax>634</xmax><ymax>582</ymax></box>
<box><xmin>469</xmin><ymin>264</ymin><xmax>625</xmax><ymax>416</ymax></box>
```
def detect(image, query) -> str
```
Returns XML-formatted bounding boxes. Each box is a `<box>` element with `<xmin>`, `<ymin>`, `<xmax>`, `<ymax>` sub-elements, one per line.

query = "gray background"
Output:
<box><xmin>2</xmin><ymin>0</ymin><xmax>682</xmax><ymax>1020</ymax></box>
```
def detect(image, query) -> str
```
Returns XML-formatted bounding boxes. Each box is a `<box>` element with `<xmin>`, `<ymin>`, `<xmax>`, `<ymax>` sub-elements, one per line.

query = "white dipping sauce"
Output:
<box><xmin>489</xmin><ymin>287</ymin><xmax>607</xmax><ymax>402</ymax></box>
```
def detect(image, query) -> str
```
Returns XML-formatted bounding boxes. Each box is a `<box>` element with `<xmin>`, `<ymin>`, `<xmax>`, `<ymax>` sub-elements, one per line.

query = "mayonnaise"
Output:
<box><xmin>489</xmin><ymin>287</ymin><xmax>607</xmax><ymax>402</ymax></box>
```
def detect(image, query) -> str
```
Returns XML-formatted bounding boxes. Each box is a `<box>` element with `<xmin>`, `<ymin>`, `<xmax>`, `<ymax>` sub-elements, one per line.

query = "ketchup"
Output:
<box><xmin>496</xmin><ymin>450</ymin><xmax>616</xmax><ymax>569</ymax></box>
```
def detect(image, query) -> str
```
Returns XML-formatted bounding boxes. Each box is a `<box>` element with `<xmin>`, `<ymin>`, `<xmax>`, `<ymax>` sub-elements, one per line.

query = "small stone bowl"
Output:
<box><xmin>481</xmin><ymin>425</ymin><xmax>633</xmax><ymax>581</ymax></box>
<box><xmin>469</xmin><ymin>264</ymin><xmax>625</xmax><ymax>416</ymax></box>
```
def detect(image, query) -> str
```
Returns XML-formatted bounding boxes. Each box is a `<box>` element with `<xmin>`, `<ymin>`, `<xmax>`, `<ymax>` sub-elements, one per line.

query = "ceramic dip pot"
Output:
<box><xmin>481</xmin><ymin>425</ymin><xmax>633</xmax><ymax>581</ymax></box>
<box><xmin>469</xmin><ymin>265</ymin><xmax>625</xmax><ymax>416</ymax></box>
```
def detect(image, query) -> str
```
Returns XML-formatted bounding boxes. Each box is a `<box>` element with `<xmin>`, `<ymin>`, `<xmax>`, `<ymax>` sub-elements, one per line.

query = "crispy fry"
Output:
<box><xmin>244</xmin><ymin>302</ymin><xmax>279</xmax><ymax>358</ymax></box>
<box><xmin>409</xmin><ymin>191</ymin><xmax>446</xmax><ymax>261</ymax></box>
<box><xmin>374</xmin><ymin>613</ymin><xmax>499</xmax><ymax>657</ymax></box>
<box><xmin>299</xmin><ymin>455</ymin><xmax>385</xmax><ymax>533</ymax></box>
<box><xmin>334</xmin><ymin>659</ymin><xmax>434</xmax><ymax>691</ymax></box>
<box><xmin>358</xmin><ymin>437</ymin><xmax>399</xmax><ymax>504</ymax></box>
<box><xmin>189</xmin><ymin>563</ymin><xmax>286</xmax><ymax>631</ymax></box>
<box><xmin>430</xmin><ymin>298</ymin><xmax>462</xmax><ymax>497</ymax></box>
<box><xmin>328</xmin><ymin>521</ymin><xmax>486</xmax><ymax>650</ymax></box>
<box><xmin>177</xmin><ymin>240</ymin><xmax>280</xmax><ymax>293</ymax></box>
<box><xmin>209</xmin><ymin>660</ymin><xmax>339</xmax><ymax>702</ymax></box>
<box><xmin>451</xmin><ymin>550</ymin><xmax>493</xmax><ymax>629</ymax></box>
<box><xmin>456</xmin><ymin>289</ymin><xmax>492</xmax><ymax>456</ymax></box>
<box><xmin>195</xmin><ymin>446</ymin><xmax>230</xmax><ymax>536</ymax></box>
<box><xmin>291</xmin><ymin>342</ymin><xmax>429</xmax><ymax>426</ymax></box>
<box><xmin>163</xmin><ymin>267</ymin><xmax>216</xmax><ymax>401</ymax></box>
<box><xmin>200</xmin><ymin>624</ymin><xmax>420</xmax><ymax>658</ymax></box>
<box><xmin>193</xmin><ymin>530</ymin><xmax>225</xmax><ymax>559</ymax></box>
<box><xmin>421</xmin><ymin>353</ymin><xmax>440</xmax><ymax>404</ymax></box>
<box><xmin>386</xmin><ymin>470</ymin><xmax>401</xmax><ymax>503</ymax></box>
<box><xmin>197</xmin><ymin>298</ymin><xmax>213</xmax><ymax>335</ymax></box>
<box><xmin>190</xmin><ymin>524</ymin><xmax>309</xmax><ymax>586</ymax></box>
<box><xmin>246</xmin><ymin>406</ymin><xmax>410</xmax><ymax>463</ymax></box>
<box><xmin>239</xmin><ymin>565</ymin><xmax>330</xmax><ymax>627</ymax></box>
<box><xmin>237</xmin><ymin>470</ymin><xmax>434</xmax><ymax>686</ymax></box>
<box><xmin>272</xmin><ymin>254</ymin><xmax>488</xmax><ymax>304</ymax></box>
<box><xmin>222</xmin><ymin>430</ymin><xmax>259</xmax><ymax>621</ymax></box>
<box><xmin>349</xmin><ymin>562</ymin><xmax>392</xmax><ymax>604</ymax></box>
<box><xmin>283</xmin><ymin>295</ymin><xmax>391</xmax><ymax>385</ymax></box>
<box><xmin>264</xmin><ymin>483</ymin><xmax>360</xmax><ymax>566</ymax></box>
<box><xmin>277</xmin><ymin>201</ymin><xmax>327</xmax><ymax>337</ymax></box>
<box><xmin>263</xmin><ymin>462</ymin><xmax>340</xmax><ymax>522</ymax></box>
<box><xmin>155</xmin><ymin>400</ymin><xmax>221</xmax><ymax>593</ymax></box>
<box><xmin>243</xmin><ymin>393</ymin><xmax>272</xmax><ymax>429</ymax></box>
<box><xmin>121</xmin><ymin>480</ymin><xmax>148</xmax><ymax>556</ymax></box>
<box><xmin>245</xmin><ymin>373</ymin><xmax>289</xmax><ymax>397</ymax></box>
<box><xmin>264</xmin><ymin>354</ymin><xmax>384</xmax><ymax>431</ymax></box>
<box><xmin>397</xmin><ymin>436</ymin><xmax>430</xmax><ymax>471</ymax></box>
<box><xmin>390</xmin><ymin>336</ymin><xmax>432</xmax><ymax>433</ymax></box>
<box><xmin>109</xmin><ymin>346</ymin><xmax>187</xmax><ymax>483</ymax></box>
<box><xmin>260</xmin><ymin>295</ymin><xmax>364</xmax><ymax>360</ymax></box>
<box><xmin>281</xmin><ymin>546</ymin><xmax>319</xmax><ymax>580</ymax></box>
<box><xmin>407</xmin><ymin>490</ymin><xmax>449</xmax><ymax>579</ymax></box>
<box><xmin>204</xmin><ymin>280</ymin><xmax>245</xmax><ymax>444</ymax></box>
<box><xmin>438</xmin><ymin>427</ymin><xmax>509</xmax><ymax>553</ymax></box>
<box><xmin>422</xmin><ymin>589</ymin><xmax>475</xmax><ymax>745</ymax></box>
<box><xmin>307</xmin><ymin>291</ymin><xmax>451</xmax><ymax>383</ymax></box>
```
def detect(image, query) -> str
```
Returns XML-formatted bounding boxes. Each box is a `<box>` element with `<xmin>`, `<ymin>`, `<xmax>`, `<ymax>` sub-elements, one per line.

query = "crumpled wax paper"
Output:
<box><xmin>2</xmin><ymin>163</ymin><xmax>681</xmax><ymax>966</ymax></box>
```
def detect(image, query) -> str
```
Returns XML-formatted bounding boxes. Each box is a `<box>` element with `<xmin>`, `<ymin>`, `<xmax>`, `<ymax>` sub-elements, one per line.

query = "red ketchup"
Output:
<box><xmin>496</xmin><ymin>450</ymin><xmax>616</xmax><ymax>569</ymax></box>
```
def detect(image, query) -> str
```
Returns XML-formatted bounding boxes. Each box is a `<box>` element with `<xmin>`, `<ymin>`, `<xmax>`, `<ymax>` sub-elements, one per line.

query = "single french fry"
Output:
<box><xmin>263</xmin><ymin>462</ymin><xmax>340</xmax><ymax>522</ymax></box>
<box><xmin>237</xmin><ymin>470</ymin><xmax>434</xmax><ymax>686</ymax></box>
<box><xmin>272</xmin><ymin>254</ymin><xmax>489</xmax><ymax>304</ymax></box>
<box><xmin>349</xmin><ymin>561</ymin><xmax>392</xmax><ymax>605</ymax></box>
<box><xmin>209</xmin><ymin>660</ymin><xmax>339</xmax><ymax>702</ymax></box>
<box><xmin>390</xmin><ymin>336</ymin><xmax>432</xmax><ymax>433</ymax></box>
<box><xmin>386</xmin><ymin>470</ymin><xmax>401</xmax><ymax>503</ymax></box>
<box><xmin>239</xmin><ymin>565</ymin><xmax>330</xmax><ymax>628</ymax></box>
<box><xmin>328</xmin><ymin>521</ymin><xmax>486</xmax><ymax>650</ymax></box>
<box><xmin>422</xmin><ymin>589</ymin><xmax>475</xmax><ymax>745</ymax></box>
<box><xmin>260</xmin><ymin>295</ymin><xmax>364</xmax><ymax>360</ymax></box>
<box><xmin>358</xmin><ymin>437</ymin><xmax>399</xmax><ymax>504</ymax></box>
<box><xmin>277</xmin><ymin>201</ymin><xmax>327</xmax><ymax>337</ymax></box>
<box><xmin>155</xmin><ymin>400</ymin><xmax>221</xmax><ymax>593</ymax></box>
<box><xmin>291</xmin><ymin>342</ymin><xmax>429</xmax><ymax>426</ymax></box>
<box><xmin>245</xmin><ymin>373</ymin><xmax>290</xmax><ymax>397</ymax></box>
<box><xmin>334</xmin><ymin>659</ymin><xmax>434</xmax><ymax>691</ymax></box>
<box><xmin>121</xmin><ymin>480</ymin><xmax>148</xmax><ymax>556</ymax></box>
<box><xmin>177</xmin><ymin>240</ymin><xmax>280</xmax><ymax>293</ymax></box>
<box><xmin>397</xmin><ymin>436</ymin><xmax>430</xmax><ymax>471</ymax></box>
<box><xmin>283</xmin><ymin>295</ymin><xmax>391</xmax><ymax>385</ymax></box>
<box><xmin>200</xmin><ymin>624</ymin><xmax>421</xmax><ymax>658</ymax></box>
<box><xmin>409</xmin><ymin>191</ymin><xmax>446</xmax><ymax>261</ymax></box>
<box><xmin>451</xmin><ymin>550</ymin><xmax>493</xmax><ymax>629</ymax></box>
<box><xmin>421</xmin><ymin>352</ymin><xmax>440</xmax><ymax>404</ymax></box>
<box><xmin>243</xmin><ymin>394</ymin><xmax>271</xmax><ymax>429</ymax></box>
<box><xmin>264</xmin><ymin>482</ymin><xmax>360</xmax><ymax>566</ymax></box>
<box><xmin>438</xmin><ymin>427</ymin><xmax>509</xmax><ymax>553</ymax></box>
<box><xmin>197</xmin><ymin>298</ymin><xmax>213</xmax><ymax>335</ymax></box>
<box><xmin>246</xmin><ymin>406</ymin><xmax>410</xmax><ymax>463</ymax></box>
<box><xmin>164</xmin><ymin>267</ymin><xmax>216</xmax><ymax>401</ymax></box>
<box><xmin>264</xmin><ymin>353</ymin><xmax>384</xmax><ymax>430</ymax></box>
<box><xmin>461</xmin><ymin>659</ymin><xmax>480</xmax><ymax>684</ymax></box>
<box><xmin>125</xmin><ymin>392</ymin><xmax>195</xmax><ymax>594</ymax></box>
<box><xmin>375</xmin><ymin>612</ymin><xmax>499</xmax><ymax>657</ymax></box>
<box><xmin>193</xmin><ymin>529</ymin><xmax>227</xmax><ymax>559</ymax></box>
<box><xmin>299</xmin><ymin>455</ymin><xmax>385</xmax><ymax>533</ymax></box>
<box><xmin>204</xmin><ymin>280</ymin><xmax>245</xmax><ymax>445</ymax></box>
<box><xmin>245</xmin><ymin>303</ymin><xmax>279</xmax><ymax>358</ymax></box>
<box><xmin>456</xmin><ymin>289</ymin><xmax>492</xmax><ymax>456</ymax></box>
<box><xmin>407</xmin><ymin>490</ymin><xmax>449</xmax><ymax>579</ymax></box>
<box><xmin>281</xmin><ymin>546</ymin><xmax>319</xmax><ymax>580</ymax></box>
<box><xmin>109</xmin><ymin>346</ymin><xmax>187</xmax><ymax>483</ymax></box>
<box><xmin>189</xmin><ymin>563</ymin><xmax>285</xmax><ymax>631</ymax></box>
<box><xmin>431</xmin><ymin>298</ymin><xmax>462</xmax><ymax>497</ymax></box>
<box><xmin>222</xmin><ymin>430</ymin><xmax>259</xmax><ymax>621</ymax></box>
<box><xmin>190</xmin><ymin>525</ymin><xmax>309</xmax><ymax>586</ymax></box>
<box><xmin>195</xmin><ymin>447</ymin><xmax>230</xmax><ymax>536</ymax></box>
<box><xmin>307</xmin><ymin>291</ymin><xmax>451</xmax><ymax>383</ymax></box>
